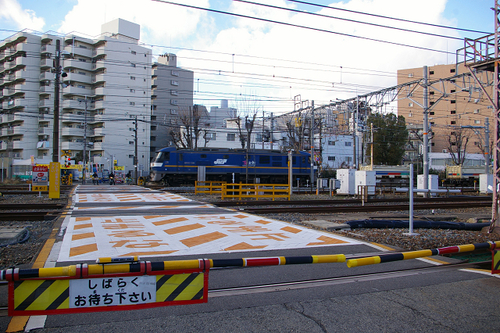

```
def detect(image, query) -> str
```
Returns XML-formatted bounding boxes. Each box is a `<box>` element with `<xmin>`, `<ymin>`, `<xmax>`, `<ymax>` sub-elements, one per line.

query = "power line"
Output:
<box><xmin>286</xmin><ymin>0</ymin><xmax>491</xmax><ymax>35</ymax></box>
<box><xmin>152</xmin><ymin>0</ymin><xmax>454</xmax><ymax>55</ymax></box>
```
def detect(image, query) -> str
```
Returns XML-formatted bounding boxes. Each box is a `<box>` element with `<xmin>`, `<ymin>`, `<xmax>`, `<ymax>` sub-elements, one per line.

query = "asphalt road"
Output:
<box><xmin>2</xmin><ymin>245</ymin><xmax>500</xmax><ymax>332</ymax></box>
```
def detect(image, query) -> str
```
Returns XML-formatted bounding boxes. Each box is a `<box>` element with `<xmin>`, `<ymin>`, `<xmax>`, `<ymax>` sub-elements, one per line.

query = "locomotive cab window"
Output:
<box><xmin>259</xmin><ymin>156</ymin><xmax>270</xmax><ymax>164</ymax></box>
<box><xmin>179</xmin><ymin>153</ymin><xmax>183</xmax><ymax>161</ymax></box>
<box><xmin>154</xmin><ymin>152</ymin><xmax>170</xmax><ymax>163</ymax></box>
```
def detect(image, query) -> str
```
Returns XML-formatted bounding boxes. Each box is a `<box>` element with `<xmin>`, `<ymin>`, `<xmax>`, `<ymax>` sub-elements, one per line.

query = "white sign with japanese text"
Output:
<box><xmin>69</xmin><ymin>276</ymin><xmax>156</xmax><ymax>308</ymax></box>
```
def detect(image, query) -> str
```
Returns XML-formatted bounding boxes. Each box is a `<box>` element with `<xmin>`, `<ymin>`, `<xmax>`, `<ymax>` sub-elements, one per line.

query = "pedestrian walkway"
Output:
<box><xmin>56</xmin><ymin>185</ymin><xmax>367</xmax><ymax>262</ymax></box>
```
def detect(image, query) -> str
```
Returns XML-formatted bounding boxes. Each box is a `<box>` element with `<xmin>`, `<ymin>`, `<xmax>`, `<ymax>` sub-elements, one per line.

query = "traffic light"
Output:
<box><xmin>65</xmin><ymin>156</ymin><xmax>71</xmax><ymax>168</ymax></box>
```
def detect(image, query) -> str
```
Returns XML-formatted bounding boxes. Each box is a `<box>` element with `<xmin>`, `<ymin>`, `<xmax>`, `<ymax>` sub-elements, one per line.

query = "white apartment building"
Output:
<box><xmin>0</xmin><ymin>18</ymin><xmax>151</xmax><ymax>178</ymax></box>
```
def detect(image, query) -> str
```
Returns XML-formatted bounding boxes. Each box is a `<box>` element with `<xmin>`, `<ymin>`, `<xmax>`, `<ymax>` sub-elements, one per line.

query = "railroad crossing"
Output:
<box><xmin>54</xmin><ymin>185</ymin><xmax>368</xmax><ymax>263</ymax></box>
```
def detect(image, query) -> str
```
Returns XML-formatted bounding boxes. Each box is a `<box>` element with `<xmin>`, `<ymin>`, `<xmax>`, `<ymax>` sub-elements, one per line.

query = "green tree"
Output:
<box><xmin>368</xmin><ymin>113</ymin><xmax>408</xmax><ymax>165</ymax></box>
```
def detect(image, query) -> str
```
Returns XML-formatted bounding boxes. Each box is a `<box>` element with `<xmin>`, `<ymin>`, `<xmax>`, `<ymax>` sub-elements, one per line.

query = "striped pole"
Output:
<box><xmin>347</xmin><ymin>241</ymin><xmax>500</xmax><ymax>268</ymax></box>
<box><xmin>0</xmin><ymin>254</ymin><xmax>346</xmax><ymax>281</ymax></box>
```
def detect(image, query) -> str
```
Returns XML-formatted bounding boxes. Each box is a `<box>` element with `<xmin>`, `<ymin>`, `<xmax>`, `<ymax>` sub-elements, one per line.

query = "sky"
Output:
<box><xmin>0</xmin><ymin>0</ymin><xmax>495</xmax><ymax>115</ymax></box>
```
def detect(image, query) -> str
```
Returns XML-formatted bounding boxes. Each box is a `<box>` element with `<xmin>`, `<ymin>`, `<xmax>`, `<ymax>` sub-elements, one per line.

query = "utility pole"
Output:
<box><xmin>270</xmin><ymin>112</ymin><xmax>274</xmax><ymax>150</ymax></box>
<box><xmin>82</xmin><ymin>96</ymin><xmax>88</xmax><ymax>183</ymax></box>
<box><xmin>52</xmin><ymin>39</ymin><xmax>61</xmax><ymax>163</ymax></box>
<box><xmin>262</xmin><ymin>110</ymin><xmax>265</xmax><ymax>149</ymax></box>
<box><xmin>370</xmin><ymin>123</ymin><xmax>374</xmax><ymax>169</ymax></box>
<box><xmin>485</xmin><ymin>117</ymin><xmax>490</xmax><ymax>174</ymax></box>
<box><xmin>134</xmin><ymin>116</ymin><xmax>138</xmax><ymax>185</ymax></box>
<box><xmin>423</xmin><ymin>66</ymin><xmax>430</xmax><ymax>194</ymax></box>
<box><xmin>353</xmin><ymin>96</ymin><xmax>358</xmax><ymax>169</ymax></box>
<box><xmin>310</xmin><ymin>101</ymin><xmax>315</xmax><ymax>188</ymax></box>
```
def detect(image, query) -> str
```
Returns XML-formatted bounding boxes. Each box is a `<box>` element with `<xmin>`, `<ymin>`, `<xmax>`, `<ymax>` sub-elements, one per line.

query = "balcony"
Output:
<box><xmin>40</xmin><ymin>58</ymin><xmax>52</xmax><ymax>68</ymax></box>
<box><xmin>94</xmin><ymin>100</ymin><xmax>105</xmax><ymax>110</ymax></box>
<box><xmin>39</xmin><ymin>72</ymin><xmax>53</xmax><ymax>81</ymax></box>
<box><xmin>4</xmin><ymin>86</ymin><xmax>22</xmax><ymax>96</ymax></box>
<box><xmin>63</xmin><ymin>59</ymin><xmax>92</xmax><ymax>71</ymax></box>
<box><xmin>7</xmin><ymin>141</ymin><xmax>24</xmax><ymax>149</ymax></box>
<box><xmin>93</xmin><ymin>60</ymin><xmax>106</xmax><ymax>70</ymax></box>
<box><xmin>62</xmin><ymin>99</ymin><xmax>85</xmax><ymax>110</ymax></box>
<box><xmin>61</xmin><ymin>127</ymin><xmax>84</xmax><ymax>137</ymax></box>
<box><xmin>61</xmin><ymin>141</ymin><xmax>84</xmax><ymax>151</ymax></box>
<box><xmin>93</xmin><ymin>47</ymin><xmax>106</xmax><ymax>57</ymax></box>
<box><xmin>94</xmin><ymin>87</ymin><xmax>106</xmax><ymax>96</ymax></box>
<box><xmin>2</xmin><ymin>99</ymin><xmax>25</xmax><ymax>109</ymax></box>
<box><xmin>64</xmin><ymin>72</ymin><xmax>91</xmax><ymax>84</ymax></box>
<box><xmin>92</xmin><ymin>73</ymin><xmax>105</xmax><ymax>83</ymax></box>
<box><xmin>39</xmin><ymin>99</ymin><xmax>52</xmax><ymax>108</ymax></box>
<box><xmin>6</xmin><ymin>126</ymin><xmax>24</xmax><ymax>136</ymax></box>
<box><xmin>38</xmin><ymin>127</ymin><xmax>51</xmax><ymax>136</ymax></box>
<box><xmin>92</xmin><ymin>142</ymin><xmax>103</xmax><ymax>150</ymax></box>
<box><xmin>93</xmin><ymin>127</ymin><xmax>105</xmax><ymax>136</ymax></box>
<box><xmin>37</xmin><ymin>141</ymin><xmax>50</xmax><ymax>150</ymax></box>
<box><xmin>62</xmin><ymin>85</ymin><xmax>90</xmax><ymax>96</ymax></box>
<box><xmin>41</xmin><ymin>44</ymin><xmax>55</xmax><ymax>55</ymax></box>
<box><xmin>65</xmin><ymin>45</ymin><xmax>93</xmax><ymax>58</ymax></box>
<box><xmin>39</xmin><ymin>85</ymin><xmax>52</xmax><ymax>95</ymax></box>
<box><xmin>93</xmin><ymin>114</ymin><xmax>105</xmax><ymax>123</ymax></box>
<box><xmin>0</xmin><ymin>141</ymin><xmax>6</xmax><ymax>150</ymax></box>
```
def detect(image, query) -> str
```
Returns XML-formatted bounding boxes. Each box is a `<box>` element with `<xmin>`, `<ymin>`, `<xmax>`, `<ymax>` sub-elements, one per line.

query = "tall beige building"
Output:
<box><xmin>397</xmin><ymin>64</ymin><xmax>492</xmax><ymax>164</ymax></box>
<box><xmin>0</xmin><ymin>19</ymin><xmax>152</xmax><ymax>178</ymax></box>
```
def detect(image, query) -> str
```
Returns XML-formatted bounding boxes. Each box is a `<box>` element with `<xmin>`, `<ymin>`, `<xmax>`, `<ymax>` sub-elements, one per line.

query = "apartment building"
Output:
<box><xmin>151</xmin><ymin>53</ymin><xmax>193</xmax><ymax>153</ymax></box>
<box><xmin>397</xmin><ymin>64</ymin><xmax>492</xmax><ymax>164</ymax></box>
<box><xmin>0</xmin><ymin>18</ymin><xmax>152</xmax><ymax>177</ymax></box>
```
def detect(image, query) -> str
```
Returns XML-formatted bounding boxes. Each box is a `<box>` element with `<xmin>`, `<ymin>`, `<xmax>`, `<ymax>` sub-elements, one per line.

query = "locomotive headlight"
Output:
<box><xmin>151</xmin><ymin>162</ymin><xmax>163</xmax><ymax>167</ymax></box>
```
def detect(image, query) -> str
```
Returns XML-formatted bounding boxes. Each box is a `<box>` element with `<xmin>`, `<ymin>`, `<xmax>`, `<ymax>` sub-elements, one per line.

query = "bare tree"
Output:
<box><xmin>169</xmin><ymin>105</ymin><xmax>208</xmax><ymax>149</ymax></box>
<box><xmin>446</xmin><ymin>126</ymin><xmax>470</xmax><ymax>165</ymax></box>
<box><xmin>282</xmin><ymin>112</ymin><xmax>307</xmax><ymax>152</ymax></box>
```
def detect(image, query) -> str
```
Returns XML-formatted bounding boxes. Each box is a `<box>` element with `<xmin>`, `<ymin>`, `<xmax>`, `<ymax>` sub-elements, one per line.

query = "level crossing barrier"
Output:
<box><xmin>221</xmin><ymin>183</ymin><xmax>290</xmax><ymax>200</ymax></box>
<box><xmin>3</xmin><ymin>241</ymin><xmax>499</xmax><ymax>316</ymax></box>
<box><xmin>195</xmin><ymin>181</ymin><xmax>227</xmax><ymax>194</ymax></box>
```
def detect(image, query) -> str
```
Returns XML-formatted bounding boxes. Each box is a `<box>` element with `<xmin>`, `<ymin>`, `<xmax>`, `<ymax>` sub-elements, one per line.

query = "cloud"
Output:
<box><xmin>0</xmin><ymin>0</ymin><xmax>45</xmax><ymax>31</ymax></box>
<box><xmin>57</xmin><ymin>0</ymin><xmax>209</xmax><ymax>42</ymax></box>
<box><xmin>176</xmin><ymin>0</ymin><xmax>460</xmax><ymax>113</ymax></box>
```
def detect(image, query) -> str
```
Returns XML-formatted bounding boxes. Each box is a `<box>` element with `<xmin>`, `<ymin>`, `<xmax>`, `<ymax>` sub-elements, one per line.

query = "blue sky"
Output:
<box><xmin>0</xmin><ymin>0</ymin><xmax>495</xmax><ymax>113</ymax></box>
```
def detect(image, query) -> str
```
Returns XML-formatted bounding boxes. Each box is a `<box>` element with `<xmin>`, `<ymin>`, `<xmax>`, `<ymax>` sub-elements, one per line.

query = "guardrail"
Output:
<box><xmin>195</xmin><ymin>181</ymin><xmax>227</xmax><ymax>194</ymax></box>
<box><xmin>221</xmin><ymin>183</ymin><xmax>290</xmax><ymax>201</ymax></box>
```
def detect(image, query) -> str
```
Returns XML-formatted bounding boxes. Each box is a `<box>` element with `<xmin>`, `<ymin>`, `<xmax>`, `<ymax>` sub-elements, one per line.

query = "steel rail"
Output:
<box><xmin>241</xmin><ymin>201</ymin><xmax>492</xmax><ymax>214</ymax></box>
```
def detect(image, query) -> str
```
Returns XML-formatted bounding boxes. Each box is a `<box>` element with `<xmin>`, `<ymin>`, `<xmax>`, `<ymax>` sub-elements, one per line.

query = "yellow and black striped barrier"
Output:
<box><xmin>347</xmin><ymin>241</ymin><xmax>500</xmax><ymax>268</ymax></box>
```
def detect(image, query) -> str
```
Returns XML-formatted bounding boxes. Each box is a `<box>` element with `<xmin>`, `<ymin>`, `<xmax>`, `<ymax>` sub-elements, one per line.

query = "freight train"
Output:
<box><xmin>149</xmin><ymin>147</ymin><xmax>312</xmax><ymax>186</ymax></box>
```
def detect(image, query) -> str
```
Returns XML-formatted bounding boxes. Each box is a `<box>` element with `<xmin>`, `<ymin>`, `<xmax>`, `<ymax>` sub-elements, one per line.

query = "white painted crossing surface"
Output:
<box><xmin>57</xmin><ymin>185</ymin><xmax>365</xmax><ymax>262</ymax></box>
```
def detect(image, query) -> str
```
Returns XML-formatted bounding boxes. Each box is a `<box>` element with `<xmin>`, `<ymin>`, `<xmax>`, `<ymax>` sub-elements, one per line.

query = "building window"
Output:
<box><xmin>130</xmin><ymin>76</ymin><xmax>136</xmax><ymax>80</ymax></box>
<box><xmin>450</xmin><ymin>110</ymin><xmax>456</xmax><ymax>114</ymax></box>
<box><xmin>170</xmin><ymin>109</ymin><xmax>177</xmax><ymax>115</ymax></box>
<box><xmin>450</xmin><ymin>68</ymin><xmax>456</xmax><ymax>73</ymax></box>
<box><xmin>151</xmin><ymin>126</ymin><xmax>157</xmax><ymax>130</ymax></box>
<box><xmin>345</xmin><ymin>142</ymin><xmax>352</xmax><ymax>146</ymax></box>
<box><xmin>409</xmin><ymin>102</ymin><xmax>413</xmax><ymax>107</ymax></box>
<box><xmin>430</xmin><ymin>111</ymin><xmax>435</xmax><ymax>115</ymax></box>
<box><xmin>152</xmin><ymin>105</ymin><xmax>157</xmax><ymax>110</ymax></box>
<box><xmin>170</xmin><ymin>90</ymin><xmax>178</xmax><ymax>96</ymax></box>
<box><xmin>151</xmin><ymin>136</ymin><xmax>156</xmax><ymax>141</ymax></box>
<box><xmin>171</xmin><ymin>70</ymin><xmax>179</xmax><ymax>77</ymax></box>
<box><xmin>474</xmin><ymin>120</ymin><xmax>481</xmax><ymax>124</ymax></box>
<box><xmin>450</xmin><ymin>100</ymin><xmax>456</xmax><ymax>104</ymax></box>
<box><xmin>130</xmin><ymin>63</ymin><xmax>136</xmax><ymax>67</ymax></box>
<box><xmin>328</xmin><ymin>156</ymin><xmax>335</xmax><ymax>161</ymax></box>
<box><xmin>129</xmin><ymin>141</ymin><xmax>134</xmax><ymax>145</ymax></box>
<box><xmin>171</xmin><ymin>80</ymin><xmax>179</xmax><ymax>86</ymax></box>
<box><xmin>227</xmin><ymin>133</ymin><xmax>235</xmax><ymax>141</ymax></box>
<box><xmin>328</xmin><ymin>141</ymin><xmax>335</xmax><ymax>145</ymax></box>
<box><xmin>451</xmin><ymin>121</ymin><xmax>456</xmax><ymax>125</ymax></box>
<box><xmin>408</xmin><ymin>73</ymin><xmax>414</xmax><ymax>78</ymax></box>
<box><xmin>170</xmin><ymin>100</ymin><xmax>178</xmax><ymax>106</ymax></box>
<box><xmin>130</xmin><ymin>101</ymin><xmax>135</xmax><ymax>106</ymax></box>
<box><xmin>130</xmin><ymin>89</ymin><xmax>135</xmax><ymax>93</ymax></box>
<box><xmin>429</xmin><ymin>70</ymin><xmax>434</xmax><ymax>75</ymax></box>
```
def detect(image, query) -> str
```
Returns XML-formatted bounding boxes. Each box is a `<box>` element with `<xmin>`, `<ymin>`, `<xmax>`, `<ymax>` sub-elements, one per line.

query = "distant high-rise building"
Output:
<box><xmin>151</xmin><ymin>53</ymin><xmax>194</xmax><ymax>152</ymax></box>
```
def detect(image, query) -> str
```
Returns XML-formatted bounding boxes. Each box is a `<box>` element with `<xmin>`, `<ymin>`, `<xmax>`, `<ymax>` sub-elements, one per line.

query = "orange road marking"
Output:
<box><xmin>281</xmin><ymin>226</ymin><xmax>302</xmax><ymax>234</ymax></box>
<box><xmin>70</xmin><ymin>243</ymin><xmax>98</xmax><ymax>257</ymax></box>
<box><xmin>74</xmin><ymin>223</ymin><xmax>93</xmax><ymax>230</ymax></box>
<box><xmin>153</xmin><ymin>217</ymin><xmax>188</xmax><ymax>226</ymax></box>
<box><xmin>181</xmin><ymin>232</ymin><xmax>227</xmax><ymax>247</ymax></box>
<box><xmin>144</xmin><ymin>215</ymin><xmax>166</xmax><ymax>219</ymax></box>
<box><xmin>164</xmin><ymin>223</ymin><xmax>205</xmax><ymax>235</ymax></box>
<box><xmin>72</xmin><ymin>232</ymin><xmax>95</xmax><ymax>241</ymax></box>
<box><xmin>233</xmin><ymin>214</ymin><xmax>248</xmax><ymax>219</ymax></box>
<box><xmin>120</xmin><ymin>250</ymin><xmax>178</xmax><ymax>257</ymax></box>
<box><xmin>223</xmin><ymin>242</ymin><xmax>268</xmax><ymax>251</ymax></box>
<box><xmin>307</xmin><ymin>235</ymin><xmax>348</xmax><ymax>246</ymax></box>
<box><xmin>255</xmin><ymin>219</ymin><xmax>272</xmax><ymax>225</ymax></box>
<box><xmin>75</xmin><ymin>217</ymin><xmax>91</xmax><ymax>222</ymax></box>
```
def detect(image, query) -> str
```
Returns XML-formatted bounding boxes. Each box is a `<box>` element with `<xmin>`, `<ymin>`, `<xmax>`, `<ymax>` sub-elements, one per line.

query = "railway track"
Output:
<box><xmin>234</xmin><ymin>200</ymin><xmax>492</xmax><ymax>214</ymax></box>
<box><xmin>214</xmin><ymin>196</ymin><xmax>491</xmax><ymax>207</ymax></box>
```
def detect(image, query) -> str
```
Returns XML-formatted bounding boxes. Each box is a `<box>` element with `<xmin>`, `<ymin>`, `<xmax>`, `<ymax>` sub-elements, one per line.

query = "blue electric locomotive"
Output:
<box><xmin>150</xmin><ymin>147</ymin><xmax>312</xmax><ymax>186</ymax></box>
